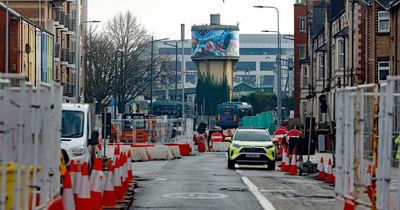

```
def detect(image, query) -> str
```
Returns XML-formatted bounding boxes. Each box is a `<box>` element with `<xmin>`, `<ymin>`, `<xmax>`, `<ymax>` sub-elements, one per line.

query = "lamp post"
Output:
<box><xmin>150</xmin><ymin>36</ymin><xmax>170</xmax><ymax>114</ymax></box>
<box><xmin>255</xmin><ymin>5</ymin><xmax>282</xmax><ymax>124</ymax></box>
<box><xmin>114</xmin><ymin>49</ymin><xmax>123</xmax><ymax>119</ymax></box>
<box><xmin>78</xmin><ymin>20</ymin><xmax>101</xmax><ymax>102</ymax></box>
<box><xmin>163</xmin><ymin>41</ymin><xmax>178</xmax><ymax>101</ymax></box>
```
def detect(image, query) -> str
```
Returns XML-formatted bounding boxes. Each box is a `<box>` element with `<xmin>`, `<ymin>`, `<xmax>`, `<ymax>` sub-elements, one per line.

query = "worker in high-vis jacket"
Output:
<box><xmin>395</xmin><ymin>134</ymin><xmax>400</xmax><ymax>160</ymax></box>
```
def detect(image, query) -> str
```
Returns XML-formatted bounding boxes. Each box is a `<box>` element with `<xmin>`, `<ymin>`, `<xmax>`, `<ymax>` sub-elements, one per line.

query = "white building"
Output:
<box><xmin>159</xmin><ymin>34</ymin><xmax>294</xmax><ymax>96</ymax></box>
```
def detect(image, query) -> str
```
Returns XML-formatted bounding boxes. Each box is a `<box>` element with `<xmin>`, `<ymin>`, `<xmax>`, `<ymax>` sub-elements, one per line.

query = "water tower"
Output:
<box><xmin>192</xmin><ymin>14</ymin><xmax>239</xmax><ymax>106</ymax></box>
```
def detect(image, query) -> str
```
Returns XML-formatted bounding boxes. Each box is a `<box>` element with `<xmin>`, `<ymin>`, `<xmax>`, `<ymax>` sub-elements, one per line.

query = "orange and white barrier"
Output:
<box><xmin>73</xmin><ymin>161</ymin><xmax>82</xmax><ymax>202</ymax></box>
<box><xmin>212</xmin><ymin>141</ymin><xmax>230</xmax><ymax>152</ymax></box>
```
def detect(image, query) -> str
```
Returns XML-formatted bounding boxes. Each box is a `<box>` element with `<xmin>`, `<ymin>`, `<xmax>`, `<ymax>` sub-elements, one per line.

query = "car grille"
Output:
<box><xmin>240</xmin><ymin>147</ymin><xmax>265</xmax><ymax>153</ymax></box>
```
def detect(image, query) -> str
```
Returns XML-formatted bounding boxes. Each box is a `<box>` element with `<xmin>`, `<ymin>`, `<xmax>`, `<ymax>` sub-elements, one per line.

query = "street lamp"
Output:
<box><xmin>255</xmin><ymin>5</ymin><xmax>282</xmax><ymax>124</ymax></box>
<box><xmin>163</xmin><ymin>41</ymin><xmax>179</xmax><ymax>101</ymax></box>
<box><xmin>150</xmin><ymin>36</ymin><xmax>169</xmax><ymax>114</ymax></box>
<box><xmin>114</xmin><ymin>49</ymin><xmax>123</xmax><ymax>119</ymax></box>
<box><xmin>77</xmin><ymin>20</ymin><xmax>101</xmax><ymax>102</ymax></box>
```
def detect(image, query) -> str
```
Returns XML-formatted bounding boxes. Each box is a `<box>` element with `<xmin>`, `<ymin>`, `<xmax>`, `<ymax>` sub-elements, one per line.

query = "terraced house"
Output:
<box><xmin>1</xmin><ymin>0</ymin><xmax>87</xmax><ymax>101</ymax></box>
<box><xmin>295</xmin><ymin>0</ymin><xmax>400</xmax><ymax>130</ymax></box>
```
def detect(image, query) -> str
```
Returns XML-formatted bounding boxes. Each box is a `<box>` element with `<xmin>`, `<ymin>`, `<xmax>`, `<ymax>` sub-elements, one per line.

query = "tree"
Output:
<box><xmin>84</xmin><ymin>32</ymin><xmax>115</xmax><ymax>113</ymax></box>
<box><xmin>240</xmin><ymin>93</ymin><xmax>277</xmax><ymax>114</ymax></box>
<box><xmin>195</xmin><ymin>74</ymin><xmax>229</xmax><ymax>115</ymax></box>
<box><xmin>85</xmin><ymin>11</ymin><xmax>172</xmax><ymax>114</ymax></box>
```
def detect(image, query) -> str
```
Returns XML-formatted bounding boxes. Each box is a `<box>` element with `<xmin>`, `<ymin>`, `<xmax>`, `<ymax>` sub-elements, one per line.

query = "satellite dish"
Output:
<box><xmin>25</xmin><ymin>44</ymin><xmax>31</xmax><ymax>54</ymax></box>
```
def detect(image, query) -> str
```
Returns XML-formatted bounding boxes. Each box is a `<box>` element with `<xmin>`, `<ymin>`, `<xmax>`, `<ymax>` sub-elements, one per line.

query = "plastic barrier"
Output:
<box><xmin>165</xmin><ymin>145</ymin><xmax>182</xmax><ymax>159</ymax></box>
<box><xmin>212</xmin><ymin>142</ymin><xmax>230</xmax><ymax>152</ymax></box>
<box><xmin>146</xmin><ymin>146</ymin><xmax>169</xmax><ymax>160</ymax></box>
<box><xmin>0</xmin><ymin>75</ymin><xmax>62</xmax><ymax>210</ymax></box>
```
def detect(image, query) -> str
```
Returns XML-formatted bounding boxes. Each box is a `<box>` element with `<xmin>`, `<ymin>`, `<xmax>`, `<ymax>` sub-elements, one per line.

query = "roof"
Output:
<box><xmin>334</xmin><ymin>27</ymin><xmax>349</xmax><ymax>38</ymax></box>
<box><xmin>330</xmin><ymin>0</ymin><xmax>345</xmax><ymax>21</ymax></box>
<box><xmin>375</xmin><ymin>0</ymin><xmax>400</xmax><ymax>9</ymax></box>
<box><xmin>315</xmin><ymin>44</ymin><xmax>327</xmax><ymax>52</ymax></box>
<box><xmin>311</xmin><ymin>2</ymin><xmax>326</xmax><ymax>38</ymax></box>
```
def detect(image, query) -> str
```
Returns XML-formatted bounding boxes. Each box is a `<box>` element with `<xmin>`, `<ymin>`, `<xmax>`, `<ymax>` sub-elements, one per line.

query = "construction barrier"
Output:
<box><xmin>335</xmin><ymin>76</ymin><xmax>400</xmax><ymax>209</ymax></box>
<box><xmin>212</xmin><ymin>142</ymin><xmax>231</xmax><ymax>152</ymax></box>
<box><xmin>0</xmin><ymin>74</ymin><xmax>62</xmax><ymax>210</ymax></box>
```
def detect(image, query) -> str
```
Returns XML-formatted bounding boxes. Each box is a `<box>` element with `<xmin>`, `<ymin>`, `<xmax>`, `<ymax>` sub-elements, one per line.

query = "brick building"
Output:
<box><xmin>293</xmin><ymin>0</ymin><xmax>308</xmax><ymax>118</ymax></box>
<box><xmin>3</xmin><ymin>0</ymin><xmax>87</xmax><ymax>101</ymax></box>
<box><xmin>0</xmin><ymin>2</ymin><xmax>53</xmax><ymax>85</ymax></box>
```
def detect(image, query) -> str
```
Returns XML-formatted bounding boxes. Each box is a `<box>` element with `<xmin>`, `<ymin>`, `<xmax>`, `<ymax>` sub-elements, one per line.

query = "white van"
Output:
<box><xmin>61</xmin><ymin>103</ymin><xmax>98</xmax><ymax>167</ymax></box>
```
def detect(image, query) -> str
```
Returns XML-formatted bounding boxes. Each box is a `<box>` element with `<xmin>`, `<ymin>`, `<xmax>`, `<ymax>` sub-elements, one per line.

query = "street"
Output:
<box><xmin>131</xmin><ymin>152</ymin><xmax>336</xmax><ymax>210</ymax></box>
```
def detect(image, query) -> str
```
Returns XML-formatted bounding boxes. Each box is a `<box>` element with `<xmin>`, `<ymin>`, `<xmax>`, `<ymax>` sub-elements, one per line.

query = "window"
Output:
<box><xmin>260</xmin><ymin>75</ymin><xmax>274</xmax><ymax>87</ymax></box>
<box><xmin>319</xmin><ymin>54</ymin><xmax>325</xmax><ymax>79</ymax></box>
<box><xmin>299</xmin><ymin>17</ymin><xmax>306</xmax><ymax>32</ymax></box>
<box><xmin>302</xmin><ymin>66</ymin><xmax>308</xmax><ymax>87</ymax></box>
<box><xmin>186</xmin><ymin>61</ymin><xmax>196</xmax><ymax>70</ymax></box>
<box><xmin>378</xmin><ymin>61</ymin><xmax>389</xmax><ymax>80</ymax></box>
<box><xmin>378</xmin><ymin>11</ymin><xmax>390</xmax><ymax>33</ymax></box>
<box><xmin>260</xmin><ymin>62</ymin><xmax>275</xmax><ymax>71</ymax></box>
<box><xmin>299</xmin><ymin>45</ymin><xmax>305</xmax><ymax>59</ymax></box>
<box><xmin>234</xmin><ymin>62</ymin><xmax>256</xmax><ymax>71</ymax></box>
<box><xmin>338</xmin><ymin>40</ymin><xmax>345</xmax><ymax>69</ymax></box>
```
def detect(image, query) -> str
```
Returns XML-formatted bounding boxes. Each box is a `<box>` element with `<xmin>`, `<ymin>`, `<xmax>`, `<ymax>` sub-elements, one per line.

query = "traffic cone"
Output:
<box><xmin>113</xmin><ymin>144</ymin><xmax>120</xmax><ymax>164</ymax></box>
<box><xmin>62</xmin><ymin>171</ymin><xmax>75</xmax><ymax>210</ymax></box>
<box><xmin>343</xmin><ymin>198</ymin><xmax>355</xmax><ymax>210</ymax></box>
<box><xmin>113</xmin><ymin>157</ymin><xmax>124</xmax><ymax>200</ymax></box>
<box><xmin>288</xmin><ymin>148</ymin><xmax>298</xmax><ymax>175</ymax></box>
<box><xmin>317</xmin><ymin>157</ymin><xmax>326</xmax><ymax>180</ymax></box>
<box><xmin>76</xmin><ymin>162</ymin><xmax>92</xmax><ymax>210</ymax></box>
<box><xmin>280</xmin><ymin>145</ymin><xmax>287</xmax><ymax>172</ymax></box>
<box><xmin>121</xmin><ymin>153</ymin><xmax>128</xmax><ymax>192</ymax></box>
<box><xmin>326</xmin><ymin>158</ymin><xmax>334</xmax><ymax>184</ymax></box>
<box><xmin>73</xmin><ymin>161</ymin><xmax>82</xmax><ymax>202</ymax></box>
<box><xmin>69</xmin><ymin>160</ymin><xmax>77</xmax><ymax>191</ymax></box>
<box><xmin>90</xmin><ymin>158</ymin><xmax>104</xmax><ymax>210</ymax></box>
<box><xmin>127</xmin><ymin>150</ymin><xmax>133</xmax><ymax>181</ymax></box>
<box><xmin>97</xmin><ymin>144</ymin><xmax>103</xmax><ymax>157</ymax></box>
<box><xmin>102</xmin><ymin>160</ymin><xmax>116</xmax><ymax>206</ymax></box>
<box><xmin>47</xmin><ymin>196</ymin><xmax>64</xmax><ymax>210</ymax></box>
<box><xmin>283</xmin><ymin>145</ymin><xmax>290</xmax><ymax>172</ymax></box>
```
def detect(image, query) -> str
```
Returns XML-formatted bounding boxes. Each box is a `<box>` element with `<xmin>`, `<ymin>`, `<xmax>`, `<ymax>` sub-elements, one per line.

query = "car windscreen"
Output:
<box><xmin>62</xmin><ymin>110</ymin><xmax>84</xmax><ymax>138</ymax></box>
<box><xmin>233</xmin><ymin>130</ymin><xmax>271</xmax><ymax>141</ymax></box>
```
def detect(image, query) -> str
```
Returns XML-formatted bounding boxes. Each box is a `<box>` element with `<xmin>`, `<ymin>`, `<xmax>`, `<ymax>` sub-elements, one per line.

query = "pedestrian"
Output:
<box><xmin>395</xmin><ymin>134</ymin><xmax>400</xmax><ymax>160</ymax></box>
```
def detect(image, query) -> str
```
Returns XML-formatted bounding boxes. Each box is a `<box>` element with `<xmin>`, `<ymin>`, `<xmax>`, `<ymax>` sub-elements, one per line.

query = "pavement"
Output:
<box><xmin>130</xmin><ymin>151</ymin><xmax>340</xmax><ymax>210</ymax></box>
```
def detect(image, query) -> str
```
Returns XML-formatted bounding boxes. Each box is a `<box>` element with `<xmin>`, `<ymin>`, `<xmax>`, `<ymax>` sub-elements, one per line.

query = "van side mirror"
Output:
<box><xmin>225</xmin><ymin>137</ymin><xmax>232</xmax><ymax>142</ymax></box>
<box><xmin>89</xmin><ymin>131</ymin><xmax>99</xmax><ymax>145</ymax></box>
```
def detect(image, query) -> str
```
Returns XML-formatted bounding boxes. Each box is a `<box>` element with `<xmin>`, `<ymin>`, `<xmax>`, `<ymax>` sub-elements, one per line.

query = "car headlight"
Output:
<box><xmin>231</xmin><ymin>143</ymin><xmax>241</xmax><ymax>149</ymax></box>
<box><xmin>266</xmin><ymin>145</ymin><xmax>274</xmax><ymax>150</ymax></box>
<box><xmin>70</xmin><ymin>146</ymin><xmax>85</xmax><ymax>156</ymax></box>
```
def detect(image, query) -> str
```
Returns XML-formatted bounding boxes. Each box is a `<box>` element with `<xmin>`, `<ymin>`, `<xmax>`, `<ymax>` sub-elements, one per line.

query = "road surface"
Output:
<box><xmin>131</xmin><ymin>152</ymin><xmax>336</xmax><ymax>210</ymax></box>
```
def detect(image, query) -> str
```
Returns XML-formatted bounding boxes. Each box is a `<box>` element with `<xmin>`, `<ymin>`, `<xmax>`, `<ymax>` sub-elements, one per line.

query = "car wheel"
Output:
<box><xmin>267</xmin><ymin>161</ymin><xmax>276</xmax><ymax>170</ymax></box>
<box><xmin>227</xmin><ymin>159</ymin><xmax>235</xmax><ymax>169</ymax></box>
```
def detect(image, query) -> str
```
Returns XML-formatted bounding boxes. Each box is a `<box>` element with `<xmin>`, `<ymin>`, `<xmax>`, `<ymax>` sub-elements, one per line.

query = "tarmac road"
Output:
<box><xmin>131</xmin><ymin>152</ymin><xmax>337</xmax><ymax>210</ymax></box>
<box><xmin>131</xmin><ymin>152</ymin><xmax>263</xmax><ymax>210</ymax></box>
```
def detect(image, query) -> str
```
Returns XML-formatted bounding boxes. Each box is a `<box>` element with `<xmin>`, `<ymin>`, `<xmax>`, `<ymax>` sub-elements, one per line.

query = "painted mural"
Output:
<box><xmin>192</xmin><ymin>29</ymin><xmax>239</xmax><ymax>58</ymax></box>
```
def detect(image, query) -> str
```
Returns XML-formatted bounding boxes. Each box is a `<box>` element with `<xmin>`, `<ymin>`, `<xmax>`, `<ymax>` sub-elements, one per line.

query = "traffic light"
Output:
<box><xmin>319</xmin><ymin>94</ymin><xmax>328</xmax><ymax>113</ymax></box>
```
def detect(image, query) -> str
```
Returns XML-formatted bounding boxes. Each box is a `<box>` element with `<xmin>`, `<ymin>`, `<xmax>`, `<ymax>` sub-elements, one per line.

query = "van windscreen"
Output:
<box><xmin>62</xmin><ymin>111</ymin><xmax>84</xmax><ymax>138</ymax></box>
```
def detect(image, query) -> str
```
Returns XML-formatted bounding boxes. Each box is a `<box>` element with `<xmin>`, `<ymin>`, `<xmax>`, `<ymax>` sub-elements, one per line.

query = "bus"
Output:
<box><xmin>152</xmin><ymin>100</ymin><xmax>193</xmax><ymax>118</ymax></box>
<box><xmin>216</xmin><ymin>102</ymin><xmax>253</xmax><ymax>129</ymax></box>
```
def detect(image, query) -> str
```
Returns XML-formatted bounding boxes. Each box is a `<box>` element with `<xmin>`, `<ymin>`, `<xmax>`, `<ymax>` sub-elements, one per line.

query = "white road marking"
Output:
<box><xmin>242</xmin><ymin>177</ymin><xmax>276</xmax><ymax>210</ymax></box>
<box><xmin>236</xmin><ymin>169</ymin><xmax>243</xmax><ymax>173</ymax></box>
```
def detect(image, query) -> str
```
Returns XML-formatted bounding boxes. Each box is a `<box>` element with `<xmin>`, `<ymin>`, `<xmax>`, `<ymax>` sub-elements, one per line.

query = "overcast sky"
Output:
<box><xmin>88</xmin><ymin>0</ymin><xmax>294</xmax><ymax>40</ymax></box>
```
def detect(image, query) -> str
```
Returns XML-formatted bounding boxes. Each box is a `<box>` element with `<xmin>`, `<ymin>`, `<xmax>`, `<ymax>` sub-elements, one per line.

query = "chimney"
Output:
<box><xmin>210</xmin><ymin>14</ymin><xmax>220</xmax><ymax>25</ymax></box>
